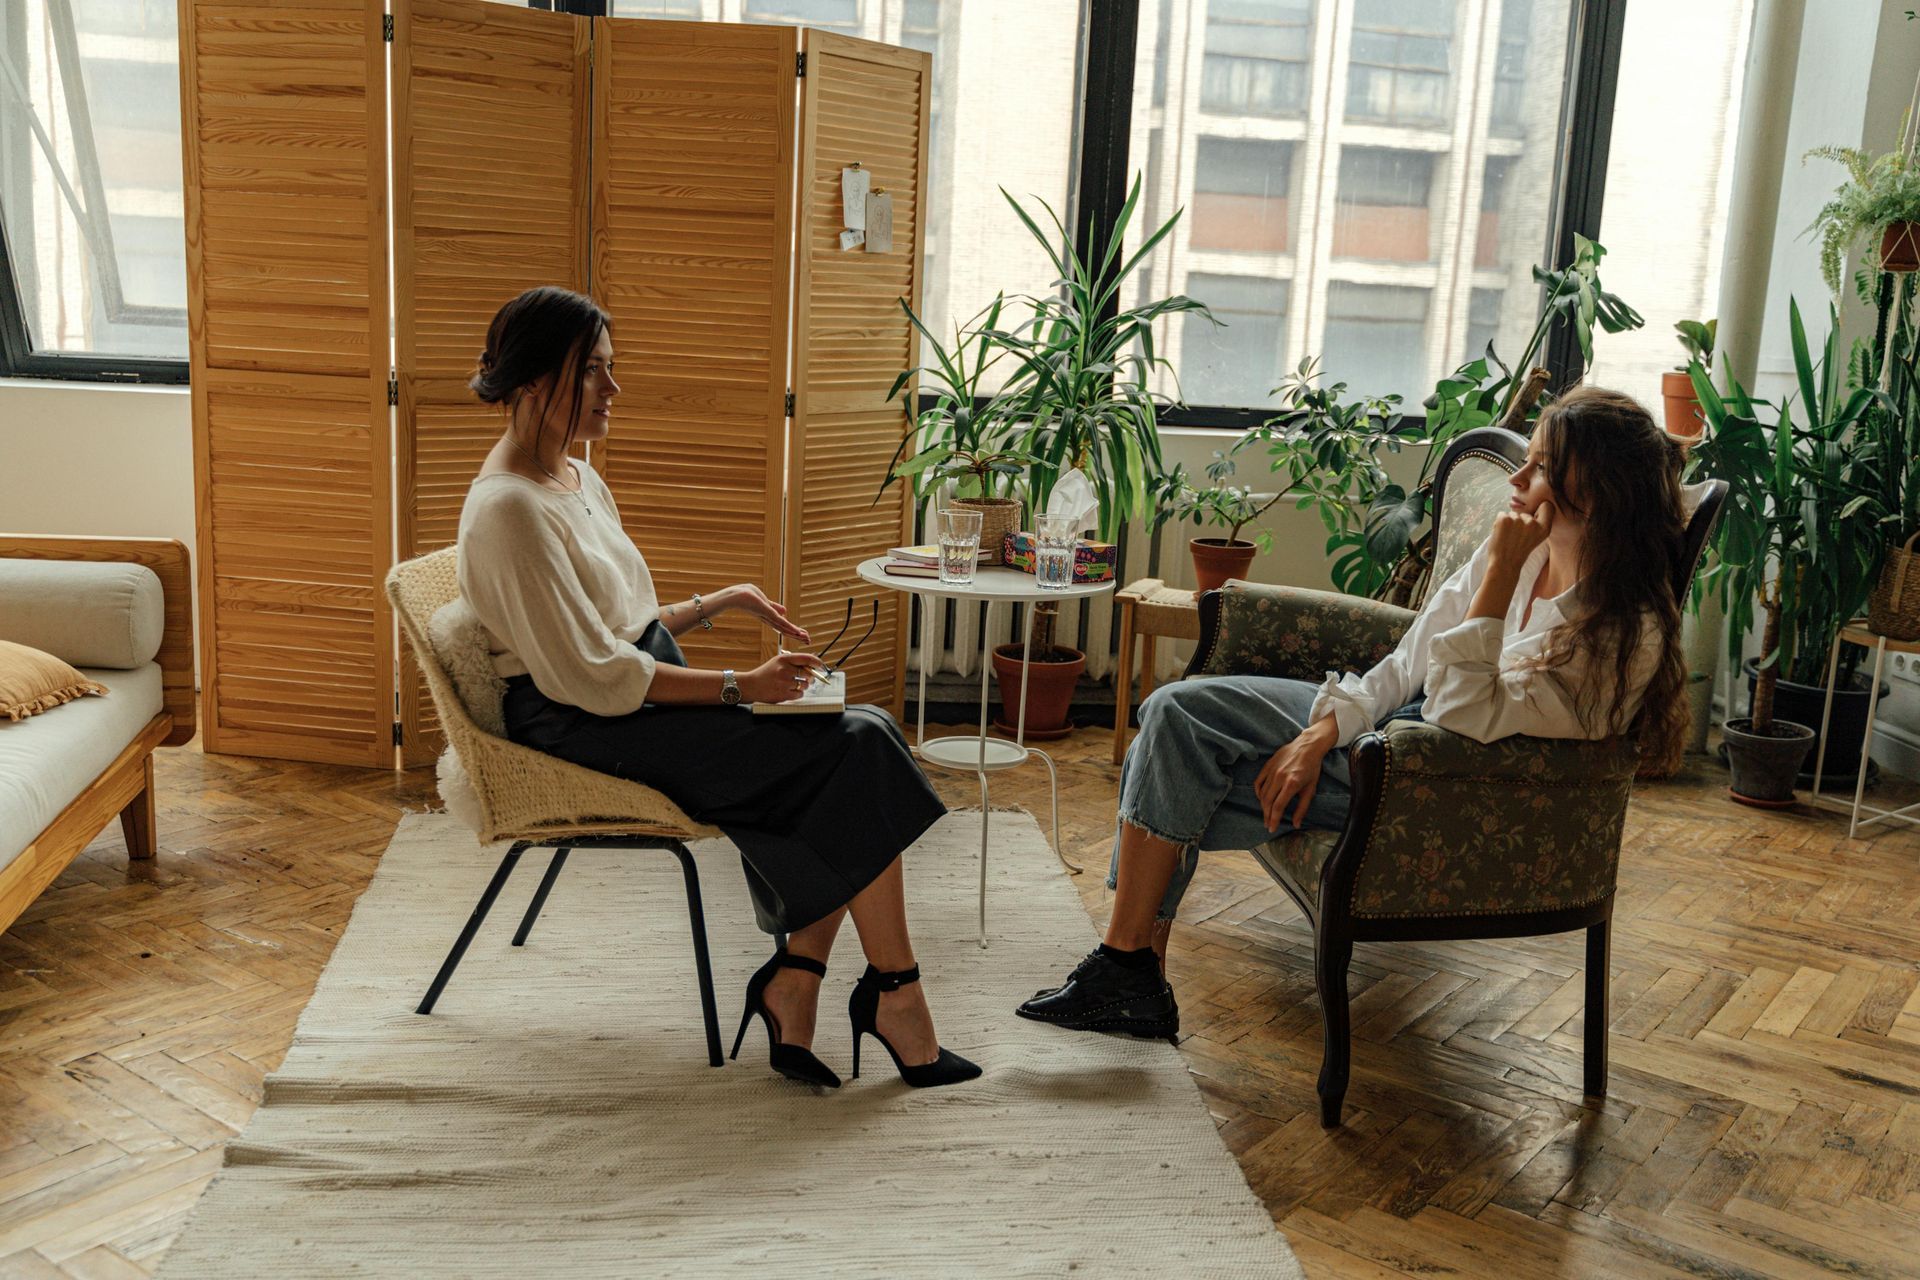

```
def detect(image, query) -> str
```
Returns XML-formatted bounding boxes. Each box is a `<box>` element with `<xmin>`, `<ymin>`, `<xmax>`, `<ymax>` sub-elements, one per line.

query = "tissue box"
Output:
<box><xmin>1002</xmin><ymin>532</ymin><xmax>1117</xmax><ymax>582</ymax></box>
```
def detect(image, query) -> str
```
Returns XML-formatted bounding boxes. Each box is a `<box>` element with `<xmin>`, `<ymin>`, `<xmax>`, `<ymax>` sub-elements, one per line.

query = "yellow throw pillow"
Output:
<box><xmin>0</xmin><ymin>639</ymin><xmax>109</xmax><ymax>722</ymax></box>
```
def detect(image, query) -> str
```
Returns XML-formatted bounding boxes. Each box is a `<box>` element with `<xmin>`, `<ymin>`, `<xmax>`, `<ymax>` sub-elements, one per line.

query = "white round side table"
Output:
<box><xmin>856</xmin><ymin>558</ymin><xmax>1115</xmax><ymax>946</ymax></box>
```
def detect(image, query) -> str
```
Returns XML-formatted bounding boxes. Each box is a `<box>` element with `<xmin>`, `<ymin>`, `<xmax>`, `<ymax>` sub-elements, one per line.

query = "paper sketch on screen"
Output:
<box><xmin>841</xmin><ymin>164</ymin><xmax>870</xmax><ymax>230</ymax></box>
<box><xmin>864</xmin><ymin>190</ymin><xmax>893</xmax><ymax>253</ymax></box>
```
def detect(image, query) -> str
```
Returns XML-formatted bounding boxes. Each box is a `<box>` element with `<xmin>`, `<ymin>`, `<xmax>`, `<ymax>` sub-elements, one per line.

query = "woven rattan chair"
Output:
<box><xmin>1186</xmin><ymin>427</ymin><xmax>1727</xmax><ymax>1126</ymax></box>
<box><xmin>386</xmin><ymin>547</ymin><xmax>728</xmax><ymax>1066</ymax></box>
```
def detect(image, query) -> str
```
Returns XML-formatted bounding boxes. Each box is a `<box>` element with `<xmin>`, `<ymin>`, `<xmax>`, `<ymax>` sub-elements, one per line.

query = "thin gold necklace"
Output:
<box><xmin>507</xmin><ymin>434</ymin><xmax>591</xmax><ymax>516</ymax></box>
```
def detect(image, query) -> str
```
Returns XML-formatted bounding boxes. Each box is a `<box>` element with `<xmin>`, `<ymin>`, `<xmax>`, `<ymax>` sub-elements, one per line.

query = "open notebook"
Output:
<box><xmin>750</xmin><ymin>669</ymin><xmax>846</xmax><ymax>716</ymax></box>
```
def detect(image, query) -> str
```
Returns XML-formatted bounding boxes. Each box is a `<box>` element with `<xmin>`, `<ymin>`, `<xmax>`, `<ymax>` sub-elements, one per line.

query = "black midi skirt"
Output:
<box><xmin>501</xmin><ymin>621</ymin><xmax>947</xmax><ymax>935</ymax></box>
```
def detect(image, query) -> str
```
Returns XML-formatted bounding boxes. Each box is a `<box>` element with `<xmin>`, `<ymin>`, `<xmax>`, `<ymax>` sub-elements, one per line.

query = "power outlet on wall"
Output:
<box><xmin>1891</xmin><ymin>652</ymin><xmax>1920</xmax><ymax>687</ymax></box>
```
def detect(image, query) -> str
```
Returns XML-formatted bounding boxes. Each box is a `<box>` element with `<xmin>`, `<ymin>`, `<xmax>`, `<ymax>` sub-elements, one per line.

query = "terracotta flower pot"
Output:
<box><xmin>1660</xmin><ymin>369</ymin><xmax>1704</xmax><ymax>441</ymax></box>
<box><xmin>1190</xmin><ymin>537</ymin><xmax>1258</xmax><ymax>595</ymax></box>
<box><xmin>990</xmin><ymin>642</ymin><xmax>1085</xmax><ymax>740</ymax></box>
<box><xmin>1882</xmin><ymin>221</ymin><xmax>1920</xmax><ymax>274</ymax></box>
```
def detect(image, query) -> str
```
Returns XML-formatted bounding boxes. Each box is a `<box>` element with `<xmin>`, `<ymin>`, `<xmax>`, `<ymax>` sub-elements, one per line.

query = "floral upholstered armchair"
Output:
<box><xmin>1185</xmin><ymin>426</ymin><xmax>1727</xmax><ymax>1127</ymax></box>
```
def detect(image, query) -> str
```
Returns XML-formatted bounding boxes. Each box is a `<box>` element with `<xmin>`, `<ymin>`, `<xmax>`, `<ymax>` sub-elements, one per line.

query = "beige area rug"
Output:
<box><xmin>157</xmin><ymin>809</ymin><xmax>1301</xmax><ymax>1279</ymax></box>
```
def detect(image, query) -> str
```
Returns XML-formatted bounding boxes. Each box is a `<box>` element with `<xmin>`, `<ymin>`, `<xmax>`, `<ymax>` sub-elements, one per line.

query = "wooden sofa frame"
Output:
<box><xmin>0</xmin><ymin>536</ymin><xmax>196</xmax><ymax>933</ymax></box>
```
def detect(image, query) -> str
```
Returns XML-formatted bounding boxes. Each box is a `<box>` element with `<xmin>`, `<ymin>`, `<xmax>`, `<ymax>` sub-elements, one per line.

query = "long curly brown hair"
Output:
<box><xmin>1529</xmin><ymin>387</ymin><xmax>1689</xmax><ymax>775</ymax></box>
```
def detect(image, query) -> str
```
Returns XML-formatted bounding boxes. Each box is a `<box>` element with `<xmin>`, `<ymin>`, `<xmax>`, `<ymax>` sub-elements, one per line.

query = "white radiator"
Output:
<box><xmin>902</xmin><ymin>511</ymin><xmax>1200</xmax><ymax>687</ymax></box>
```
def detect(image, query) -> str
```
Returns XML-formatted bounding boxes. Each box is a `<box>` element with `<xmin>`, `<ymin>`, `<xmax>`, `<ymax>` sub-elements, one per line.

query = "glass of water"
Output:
<box><xmin>1035</xmin><ymin>512</ymin><xmax>1078</xmax><ymax>590</ymax></box>
<box><xmin>937</xmin><ymin>508</ymin><xmax>983</xmax><ymax>585</ymax></box>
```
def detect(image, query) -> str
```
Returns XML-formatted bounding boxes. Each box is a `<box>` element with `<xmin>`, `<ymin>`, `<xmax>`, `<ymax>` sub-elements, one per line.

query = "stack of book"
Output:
<box><xmin>882</xmin><ymin>544</ymin><xmax>992</xmax><ymax>578</ymax></box>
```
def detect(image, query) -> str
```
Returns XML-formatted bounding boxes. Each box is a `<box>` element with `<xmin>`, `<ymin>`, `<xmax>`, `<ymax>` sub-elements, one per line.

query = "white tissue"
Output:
<box><xmin>1044</xmin><ymin>469</ymin><xmax>1099</xmax><ymax>536</ymax></box>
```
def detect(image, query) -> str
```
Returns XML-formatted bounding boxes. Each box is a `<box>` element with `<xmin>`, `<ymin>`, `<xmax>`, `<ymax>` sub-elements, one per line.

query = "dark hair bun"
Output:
<box><xmin>468</xmin><ymin>286</ymin><xmax>610</xmax><ymax>411</ymax></box>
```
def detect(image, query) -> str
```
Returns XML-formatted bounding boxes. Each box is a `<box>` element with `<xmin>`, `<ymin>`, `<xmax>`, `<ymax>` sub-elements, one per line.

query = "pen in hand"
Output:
<box><xmin>778</xmin><ymin>639</ymin><xmax>833</xmax><ymax>685</ymax></box>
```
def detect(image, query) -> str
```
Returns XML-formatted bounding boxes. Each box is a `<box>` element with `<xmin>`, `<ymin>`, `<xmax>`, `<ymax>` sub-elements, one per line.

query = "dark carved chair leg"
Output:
<box><xmin>511</xmin><ymin>847</ymin><xmax>571</xmax><ymax>946</ymax></box>
<box><xmin>1315</xmin><ymin>929</ymin><xmax>1355</xmax><ymax>1127</ymax></box>
<box><xmin>670</xmin><ymin>842</ymin><xmax>725</xmax><ymax>1068</ymax></box>
<box><xmin>1585</xmin><ymin>917</ymin><xmax>1611</xmax><ymax>1097</ymax></box>
<box><xmin>417</xmin><ymin>843</ymin><xmax>526</xmax><ymax>1015</ymax></box>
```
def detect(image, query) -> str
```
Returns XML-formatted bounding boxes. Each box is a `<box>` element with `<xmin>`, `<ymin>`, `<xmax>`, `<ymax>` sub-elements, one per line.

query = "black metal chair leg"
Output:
<box><xmin>670</xmin><ymin>842</ymin><xmax>725</xmax><ymax>1067</ymax></box>
<box><xmin>418</xmin><ymin>844</ymin><xmax>525</xmax><ymax>1015</ymax></box>
<box><xmin>1315</xmin><ymin>931</ymin><xmax>1354</xmax><ymax>1128</ymax></box>
<box><xmin>1585</xmin><ymin>918</ymin><xmax>1611</xmax><ymax>1097</ymax></box>
<box><xmin>512</xmin><ymin>847</ymin><xmax>571</xmax><ymax>946</ymax></box>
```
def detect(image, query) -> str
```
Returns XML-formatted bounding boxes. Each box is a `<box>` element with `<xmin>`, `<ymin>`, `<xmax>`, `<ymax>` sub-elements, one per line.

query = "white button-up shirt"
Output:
<box><xmin>1308</xmin><ymin>535</ymin><xmax>1666</xmax><ymax>748</ymax></box>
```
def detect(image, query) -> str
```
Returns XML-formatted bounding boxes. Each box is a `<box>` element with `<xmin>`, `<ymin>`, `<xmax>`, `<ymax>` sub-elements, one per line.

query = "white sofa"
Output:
<box><xmin>0</xmin><ymin>536</ymin><xmax>194</xmax><ymax>934</ymax></box>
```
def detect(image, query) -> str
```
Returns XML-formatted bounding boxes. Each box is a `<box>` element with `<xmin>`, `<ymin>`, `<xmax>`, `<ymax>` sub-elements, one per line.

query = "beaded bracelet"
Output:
<box><xmin>691</xmin><ymin>591</ymin><xmax>714</xmax><ymax>631</ymax></box>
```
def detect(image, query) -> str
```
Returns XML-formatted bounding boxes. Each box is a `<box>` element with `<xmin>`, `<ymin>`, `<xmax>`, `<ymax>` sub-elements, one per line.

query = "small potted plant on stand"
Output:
<box><xmin>1664</xmin><ymin>319</ymin><xmax>1714</xmax><ymax>441</ymax></box>
<box><xmin>1149</xmin><ymin>454</ymin><xmax>1269</xmax><ymax>593</ymax></box>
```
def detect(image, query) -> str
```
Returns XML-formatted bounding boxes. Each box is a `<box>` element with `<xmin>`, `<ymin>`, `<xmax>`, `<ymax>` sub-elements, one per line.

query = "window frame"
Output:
<box><xmin>0</xmin><ymin>0</ymin><xmax>189</xmax><ymax>383</ymax></box>
<box><xmin>2</xmin><ymin>0</ymin><xmax>1625</xmax><ymax>396</ymax></box>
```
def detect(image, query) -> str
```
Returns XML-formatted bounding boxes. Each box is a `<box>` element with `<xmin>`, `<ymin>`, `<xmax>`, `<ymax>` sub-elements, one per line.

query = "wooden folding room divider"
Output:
<box><xmin>180</xmin><ymin>0</ymin><xmax>927</xmax><ymax>767</ymax></box>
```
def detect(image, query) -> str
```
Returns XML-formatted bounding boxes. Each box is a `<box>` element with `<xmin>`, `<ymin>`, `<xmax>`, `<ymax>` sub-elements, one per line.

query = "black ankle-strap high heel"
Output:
<box><xmin>731</xmin><ymin>951</ymin><xmax>841</xmax><ymax>1088</ymax></box>
<box><xmin>848</xmin><ymin>964</ymin><xmax>981</xmax><ymax>1088</ymax></box>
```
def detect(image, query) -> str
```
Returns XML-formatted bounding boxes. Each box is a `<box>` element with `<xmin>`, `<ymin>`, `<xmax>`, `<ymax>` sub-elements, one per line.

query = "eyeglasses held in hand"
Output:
<box><xmin>806</xmin><ymin>598</ymin><xmax>880</xmax><ymax>683</ymax></box>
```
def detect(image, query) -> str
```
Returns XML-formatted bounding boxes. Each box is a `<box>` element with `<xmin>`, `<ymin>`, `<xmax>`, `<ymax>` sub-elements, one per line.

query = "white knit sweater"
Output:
<box><xmin>456</xmin><ymin>462</ymin><xmax>662</xmax><ymax>716</ymax></box>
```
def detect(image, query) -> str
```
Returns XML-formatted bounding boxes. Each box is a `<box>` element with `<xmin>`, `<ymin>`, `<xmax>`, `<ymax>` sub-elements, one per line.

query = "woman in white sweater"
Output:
<box><xmin>1018</xmin><ymin>387</ymin><xmax>1691</xmax><ymax>1040</ymax></box>
<box><xmin>457</xmin><ymin>287</ymin><xmax>977</xmax><ymax>1090</ymax></box>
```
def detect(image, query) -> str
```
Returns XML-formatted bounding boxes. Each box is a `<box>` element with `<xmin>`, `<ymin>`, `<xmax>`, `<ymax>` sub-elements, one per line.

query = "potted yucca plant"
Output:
<box><xmin>983</xmin><ymin>175</ymin><xmax>1212</xmax><ymax>736</ymax></box>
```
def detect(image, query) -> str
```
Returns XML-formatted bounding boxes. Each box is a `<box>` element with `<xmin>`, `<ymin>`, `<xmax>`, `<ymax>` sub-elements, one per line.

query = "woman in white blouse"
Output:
<box><xmin>458</xmin><ymin>287</ymin><xmax>978</xmax><ymax>1090</ymax></box>
<box><xmin>1018</xmin><ymin>387</ymin><xmax>1690</xmax><ymax>1040</ymax></box>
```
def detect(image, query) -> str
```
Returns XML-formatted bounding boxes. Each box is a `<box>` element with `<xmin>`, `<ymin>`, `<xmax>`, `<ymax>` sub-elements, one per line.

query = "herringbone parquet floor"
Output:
<box><xmin>2</xmin><ymin>728</ymin><xmax>1918</xmax><ymax>1277</ymax></box>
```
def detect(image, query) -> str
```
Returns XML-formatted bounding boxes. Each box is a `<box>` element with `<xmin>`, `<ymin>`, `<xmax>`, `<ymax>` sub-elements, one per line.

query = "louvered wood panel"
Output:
<box><xmin>591</xmin><ymin>20</ymin><xmax>796</xmax><ymax>674</ymax></box>
<box><xmin>393</xmin><ymin>0</ymin><xmax>591</xmax><ymax>765</ymax></box>
<box><xmin>180</xmin><ymin>0</ymin><xmax>393</xmax><ymax>768</ymax></box>
<box><xmin>787</xmin><ymin>32</ymin><xmax>926</xmax><ymax>712</ymax></box>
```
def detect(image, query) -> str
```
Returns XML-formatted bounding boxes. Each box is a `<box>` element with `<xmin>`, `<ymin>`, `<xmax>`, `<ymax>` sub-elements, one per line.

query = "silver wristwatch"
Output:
<box><xmin>720</xmin><ymin>669</ymin><xmax>740</xmax><ymax>706</ymax></box>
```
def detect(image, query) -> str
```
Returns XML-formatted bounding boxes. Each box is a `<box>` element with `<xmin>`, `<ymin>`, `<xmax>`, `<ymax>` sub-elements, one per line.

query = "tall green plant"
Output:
<box><xmin>1686</xmin><ymin>301</ymin><xmax>1875</xmax><ymax>717</ymax></box>
<box><xmin>991</xmin><ymin>175</ymin><xmax>1214</xmax><ymax>543</ymax></box>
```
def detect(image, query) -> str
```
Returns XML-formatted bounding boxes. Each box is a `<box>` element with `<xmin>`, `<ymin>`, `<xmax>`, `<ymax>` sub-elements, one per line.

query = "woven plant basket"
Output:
<box><xmin>1870</xmin><ymin>532</ymin><xmax>1920</xmax><ymax>641</ymax></box>
<box><xmin>950</xmin><ymin>496</ymin><xmax>1021</xmax><ymax>565</ymax></box>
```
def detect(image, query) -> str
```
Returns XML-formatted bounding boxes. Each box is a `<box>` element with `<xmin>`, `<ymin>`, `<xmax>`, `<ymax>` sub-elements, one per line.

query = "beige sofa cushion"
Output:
<box><xmin>0</xmin><ymin>662</ymin><xmax>164</xmax><ymax>874</ymax></box>
<box><xmin>0</xmin><ymin>559</ymin><xmax>166</xmax><ymax>670</ymax></box>
<box><xmin>0</xmin><ymin>641</ymin><xmax>109</xmax><ymax>721</ymax></box>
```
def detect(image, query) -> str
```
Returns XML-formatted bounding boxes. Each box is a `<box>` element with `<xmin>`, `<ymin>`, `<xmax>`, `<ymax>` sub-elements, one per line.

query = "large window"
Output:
<box><xmin>1199</xmin><ymin>0</ymin><xmax>1315</xmax><ymax>118</ymax></box>
<box><xmin>0</xmin><ymin>0</ymin><xmax>187</xmax><ymax>372</ymax></box>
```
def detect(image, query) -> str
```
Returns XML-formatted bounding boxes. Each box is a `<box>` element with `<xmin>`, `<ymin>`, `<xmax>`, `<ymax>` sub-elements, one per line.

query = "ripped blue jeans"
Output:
<box><xmin>1110</xmin><ymin>675</ymin><xmax>1422</xmax><ymax>920</ymax></box>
